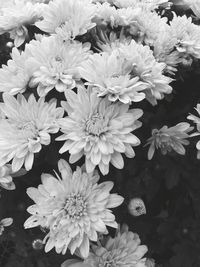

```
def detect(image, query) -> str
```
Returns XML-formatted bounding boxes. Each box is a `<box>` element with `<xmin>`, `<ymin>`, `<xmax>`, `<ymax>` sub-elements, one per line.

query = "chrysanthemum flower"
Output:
<box><xmin>153</xmin><ymin>29</ymin><xmax>181</xmax><ymax>75</ymax></box>
<box><xmin>24</xmin><ymin>159</ymin><xmax>124</xmax><ymax>258</ymax></box>
<box><xmin>128</xmin><ymin>10</ymin><xmax>168</xmax><ymax>47</ymax></box>
<box><xmin>0</xmin><ymin>164</ymin><xmax>26</xmax><ymax>190</ymax></box>
<box><xmin>0</xmin><ymin>93</ymin><xmax>64</xmax><ymax>172</ymax></box>
<box><xmin>57</xmin><ymin>86</ymin><xmax>143</xmax><ymax>175</ymax></box>
<box><xmin>169</xmin><ymin>14</ymin><xmax>200</xmax><ymax>60</ymax></box>
<box><xmin>28</xmin><ymin>36</ymin><xmax>91</xmax><ymax>96</ymax></box>
<box><xmin>35</xmin><ymin>0</ymin><xmax>96</xmax><ymax>41</ymax></box>
<box><xmin>62</xmin><ymin>224</ymin><xmax>148</xmax><ymax>267</ymax></box>
<box><xmin>0</xmin><ymin>218</ymin><xmax>13</xmax><ymax>235</ymax></box>
<box><xmin>79</xmin><ymin>49</ymin><xmax>147</xmax><ymax>104</ymax></box>
<box><xmin>146</xmin><ymin>122</ymin><xmax>193</xmax><ymax>160</ymax></box>
<box><xmin>187</xmin><ymin>104</ymin><xmax>200</xmax><ymax>159</ymax></box>
<box><xmin>118</xmin><ymin>41</ymin><xmax>173</xmax><ymax>105</ymax></box>
<box><xmin>0</xmin><ymin>47</ymin><xmax>36</xmax><ymax>95</ymax></box>
<box><xmin>0</xmin><ymin>0</ymin><xmax>43</xmax><ymax>47</ymax></box>
<box><xmin>94</xmin><ymin>2</ymin><xmax>140</xmax><ymax>28</ymax></box>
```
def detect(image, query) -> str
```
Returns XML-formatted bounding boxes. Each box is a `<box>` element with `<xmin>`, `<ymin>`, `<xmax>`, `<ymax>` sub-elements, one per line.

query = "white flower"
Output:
<box><xmin>0</xmin><ymin>46</ymin><xmax>36</xmax><ymax>95</ymax></box>
<box><xmin>0</xmin><ymin>0</ymin><xmax>43</xmax><ymax>47</ymax></box>
<box><xmin>85</xmin><ymin>224</ymin><xmax>148</xmax><ymax>267</ymax></box>
<box><xmin>169</xmin><ymin>14</ymin><xmax>200</xmax><ymax>60</ymax></box>
<box><xmin>57</xmin><ymin>86</ymin><xmax>143</xmax><ymax>175</ymax></box>
<box><xmin>0</xmin><ymin>218</ymin><xmax>13</xmax><ymax>235</ymax></box>
<box><xmin>128</xmin><ymin>10</ymin><xmax>168</xmax><ymax>47</ymax></box>
<box><xmin>153</xmin><ymin>28</ymin><xmax>181</xmax><ymax>75</ymax></box>
<box><xmin>79</xmin><ymin>49</ymin><xmax>147</xmax><ymax>104</ymax></box>
<box><xmin>146</xmin><ymin>122</ymin><xmax>193</xmax><ymax>160</ymax></box>
<box><xmin>35</xmin><ymin>0</ymin><xmax>96</xmax><ymax>40</ymax></box>
<box><xmin>0</xmin><ymin>164</ymin><xmax>26</xmax><ymax>190</ymax></box>
<box><xmin>94</xmin><ymin>2</ymin><xmax>141</xmax><ymax>28</ymax></box>
<box><xmin>28</xmin><ymin>36</ymin><xmax>92</xmax><ymax>96</ymax></box>
<box><xmin>128</xmin><ymin>198</ymin><xmax>146</xmax><ymax>217</ymax></box>
<box><xmin>24</xmin><ymin>159</ymin><xmax>124</xmax><ymax>258</ymax></box>
<box><xmin>117</xmin><ymin>40</ymin><xmax>173</xmax><ymax>105</ymax></box>
<box><xmin>0</xmin><ymin>93</ymin><xmax>64</xmax><ymax>172</ymax></box>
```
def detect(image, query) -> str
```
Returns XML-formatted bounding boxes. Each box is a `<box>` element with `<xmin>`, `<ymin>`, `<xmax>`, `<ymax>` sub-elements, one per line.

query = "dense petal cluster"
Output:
<box><xmin>79</xmin><ymin>49</ymin><xmax>146</xmax><ymax>103</ymax></box>
<box><xmin>24</xmin><ymin>159</ymin><xmax>124</xmax><ymax>258</ymax></box>
<box><xmin>0</xmin><ymin>94</ymin><xmax>64</xmax><ymax>172</ymax></box>
<box><xmin>169</xmin><ymin>14</ymin><xmax>200</xmax><ymax>60</ymax></box>
<box><xmin>80</xmin><ymin>40</ymin><xmax>173</xmax><ymax>105</ymax></box>
<box><xmin>0</xmin><ymin>47</ymin><xmax>36</xmax><ymax>95</ymax></box>
<box><xmin>35</xmin><ymin>0</ymin><xmax>97</xmax><ymax>40</ymax></box>
<box><xmin>57</xmin><ymin>86</ymin><xmax>143</xmax><ymax>175</ymax></box>
<box><xmin>0</xmin><ymin>0</ymin><xmax>43</xmax><ymax>47</ymax></box>
<box><xmin>146</xmin><ymin>122</ymin><xmax>193</xmax><ymax>160</ymax></box>
<box><xmin>69</xmin><ymin>224</ymin><xmax>148</xmax><ymax>267</ymax></box>
<box><xmin>28</xmin><ymin>36</ymin><xmax>92</xmax><ymax>96</ymax></box>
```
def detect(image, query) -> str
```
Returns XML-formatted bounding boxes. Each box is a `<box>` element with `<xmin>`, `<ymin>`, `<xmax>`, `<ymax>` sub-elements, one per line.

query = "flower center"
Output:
<box><xmin>64</xmin><ymin>193</ymin><xmax>87</xmax><ymax>220</ymax></box>
<box><xmin>85</xmin><ymin>113</ymin><xmax>105</xmax><ymax>136</ymax></box>
<box><xmin>17</xmin><ymin>121</ymin><xmax>38</xmax><ymax>139</ymax></box>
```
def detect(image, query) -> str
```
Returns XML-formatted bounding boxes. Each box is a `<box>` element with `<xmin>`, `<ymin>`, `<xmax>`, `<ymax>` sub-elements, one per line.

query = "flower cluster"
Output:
<box><xmin>1</xmin><ymin>0</ymin><xmax>200</xmax><ymax>266</ymax></box>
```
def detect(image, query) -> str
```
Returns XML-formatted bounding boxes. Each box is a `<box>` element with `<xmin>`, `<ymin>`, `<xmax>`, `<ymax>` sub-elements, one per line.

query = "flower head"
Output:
<box><xmin>79</xmin><ymin>49</ymin><xmax>147</xmax><ymax>104</ymax></box>
<box><xmin>24</xmin><ymin>159</ymin><xmax>124</xmax><ymax>258</ymax></box>
<box><xmin>57</xmin><ymin>86</ymin><xmax>143</xmax><ymax>175</ymax></box>
<box><xmin>146</xmin><ymin>122</ymin><xmax>193</xmax><ymax>160</ymax></box>
<box><xmin>35</xmin><ymin>0</ymin><xmax>96</xmax><ymax>40</ymax></box>
<box><xmin>85</xmin><ymin>224</ymin><xmax>148</xmax><ymax>267</ymax></box>
<box><xmin>28</xmin><ymin>36</ymin><xmax>91</xmax><ymax>96</ymax></box>
<box><xmin>0</xmin><ymin>47</ymin><xmax>36</xmax><ymax>95</ymax></box>
<box><xmin>169</xmin><ymin>14</ymin><xmax>200</xmax><ymax>60</ymax></box>
<box><xmin>118</xmin><ymin>40</ymin><xmax>173</xmax><ymax>105</ymax></box>
<box><xmin>0</xmin><ymin>0</ymin><xmax>43</xmax><ymax>47</ymax></box>
<box><xmin>0</xmin><ymin>93</ymin><xmax>64</xmax><ymax>172</ymax></box>
<box><xmin>0</xmin><ymin>218</ymin><xmax>13</xmax><ymax>235</ymax></box>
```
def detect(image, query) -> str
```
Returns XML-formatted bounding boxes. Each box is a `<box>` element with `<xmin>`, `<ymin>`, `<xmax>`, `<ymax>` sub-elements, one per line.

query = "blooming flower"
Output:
<box><xmin>57</xmin><ymin>86</ymin><xmax>143</xmax><ymax>175</ymax></box>
<box><xmin>146</xmin><ymin>122</ymin><xmax>193</xmax><ymax>160</ymax></box>
<box><xmin>169</xmin><ymin>14</ymin><xmax>200</xmax><ymax>60</ymax></box>
<box><xmin>128</xmin><ymin>198</ymin><xmax>146</xmax><ymax>217</ymax></box>
<box><xmin>94</xmin><ymin>2</ymin><xmax>141</xmax><ymax>28</ymax></box>
<box><xmin>118</xmin><ymin>40</ymin><xmax>173</xmax><ymax>105</ymax></box>
<box><xmin>0</xmin><ymin>218</ymin><xmax>13</xmax><ymax>235</ymax></box>
<box><xmin>35</xmin><ymin>0</ymin><xmax>96</xmax><ymax>41</ymax></box>
<box><xmin>187</xmin><ymin>104</ymin><xmax>200</xmax><ymax>159</ymax></box>
<box><xmin>0</xmin><ymin>164</ymin><xmax>26</xmax><ymax>190</ymax></box>
<box><xmin>0</xmin><ymin>93</ymin><xmax>64</xmax><ymax>172</ymax></box>
<box><xmin>0</xmin><ymin>46</ymin><xmax>36</xmax><ymax>95</ymax></box>
<box><xmin>0</xmin><ymin>0</ymin><xmax>43</xmax><ymax>47</ymax></box>
<box><xmin>24</xmin><ymin>159</ymin><xmax>124</xmax><ymax>258</ymax></box>
<box><xmin>28</xmin><ymin>36</ymin><xmax>91</xmax><ymax>96</ymax></box>
<box><xmin>79</xmin><ymin>49</ymin><xmax>147</xmax><ymax>104</ymax></box>
<box><xmin>62</xmin><ymin>224</ymin><xmax>148</xmax><ymax>267</ymax></box>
